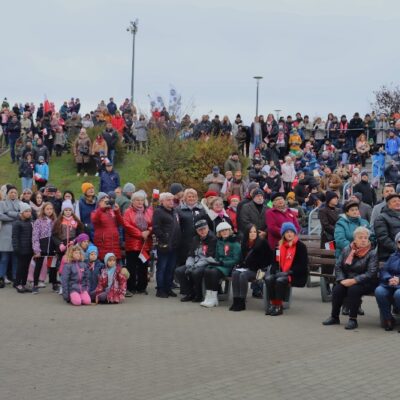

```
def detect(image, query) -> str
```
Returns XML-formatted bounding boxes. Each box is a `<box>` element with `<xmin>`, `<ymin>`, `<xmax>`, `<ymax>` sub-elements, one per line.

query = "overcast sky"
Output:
<box><xmin>2</xmin><ymin>0</ymin><xmax>398</xmax><ymax>123</ymax></box>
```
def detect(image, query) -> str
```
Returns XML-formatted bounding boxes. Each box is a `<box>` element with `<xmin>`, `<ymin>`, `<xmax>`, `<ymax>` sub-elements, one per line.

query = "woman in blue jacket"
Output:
<box><xmin>334</xmin><ymin>200</ymin><xmax>372</xmax><ymax>259</ymax></box>
<box><xmin>375</xmin><ymin>231</ymin><xmax>400</xmax><ymax>331</ymax></box>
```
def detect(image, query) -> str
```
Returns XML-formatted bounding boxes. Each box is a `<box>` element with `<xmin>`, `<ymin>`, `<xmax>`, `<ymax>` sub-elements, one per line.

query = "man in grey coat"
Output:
<box><xmin>370</xmin><ymin>184</ymin><xmax>396</xmax><ymax>229</ymax></box>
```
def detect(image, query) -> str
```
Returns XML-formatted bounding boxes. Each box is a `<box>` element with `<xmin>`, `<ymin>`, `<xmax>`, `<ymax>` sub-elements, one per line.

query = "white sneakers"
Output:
<box><xmin>200</xmin><ymin>290</ymin><xmax>218</xmax><ymax>308</ymax></box>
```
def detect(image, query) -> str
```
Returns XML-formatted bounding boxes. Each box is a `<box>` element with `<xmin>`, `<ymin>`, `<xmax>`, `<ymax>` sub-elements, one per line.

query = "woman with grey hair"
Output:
<box><xmin>323</xmin><ymin>226</ymin><xmax>378</xmax><ymax>330</ymax></box>
<box><xmin>124</xmin><ymin>190</ymin><xmax>153</xmax><ymax>295</ymax></box>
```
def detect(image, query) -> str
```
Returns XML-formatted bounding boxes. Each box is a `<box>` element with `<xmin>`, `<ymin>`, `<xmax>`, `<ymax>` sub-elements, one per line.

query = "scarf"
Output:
<box><xmin>106</xmin><ymin>266</ymin><xmax>116</xmax><ymax>292</ymax></box>
<box><xmin>133</xmin><ymin>205</ymin><xmax>148</xmax><ymax>231</ymax></box>
<box><xmin>279</xmin><ymin>236</ymin><xmax>298</xmax><ymax>274</ymax></box>
<box><xmin>345</xmin><ymin>241</ymin><xmax>371</xmax><ymax>265</ymax></box>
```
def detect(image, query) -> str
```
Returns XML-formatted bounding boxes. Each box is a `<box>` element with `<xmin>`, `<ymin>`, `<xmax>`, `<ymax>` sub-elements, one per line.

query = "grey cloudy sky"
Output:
<box><xmin>2</xmin><ymin>0</ymin><xmax>398</xmax><ymax>122</ymax></box>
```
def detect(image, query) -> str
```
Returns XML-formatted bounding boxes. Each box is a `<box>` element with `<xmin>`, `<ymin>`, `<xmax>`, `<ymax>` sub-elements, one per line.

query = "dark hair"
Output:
<box><xmin>52</xmin><ymin>212</ymin><xmax>83</xmax><ymax>238</ymax></box>
<box><xmin>63</xmin><ymin>190</ymin><xmax>75</xmax><ymax>203</ymax></box>
<box><xmin>31</xmin><ymin>191</ymin><xmax>43</xmax><ymax>206</ymax></box>
<box><xmin>241</xmin><ymin>224</ymin><xmax>259</xmax><ymax>256</ymax></box>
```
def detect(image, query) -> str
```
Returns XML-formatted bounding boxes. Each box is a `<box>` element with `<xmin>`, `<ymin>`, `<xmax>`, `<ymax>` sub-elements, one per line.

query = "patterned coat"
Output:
<box><xmin>95</xmin><ymin>266</ymin><xmax>127</xmax><ymax>303</ymax></box>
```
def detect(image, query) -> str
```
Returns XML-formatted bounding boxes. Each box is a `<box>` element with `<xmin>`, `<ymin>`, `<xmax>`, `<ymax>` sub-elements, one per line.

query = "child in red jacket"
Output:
<box><xmin>95</xmin><ymin>253</ymin><xmax>128</xmax><ymax>303</ymax></box>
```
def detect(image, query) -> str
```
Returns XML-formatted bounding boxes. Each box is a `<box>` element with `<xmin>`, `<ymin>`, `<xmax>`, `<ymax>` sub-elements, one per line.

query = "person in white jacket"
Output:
<box><xmin>281</xmin><ymin>156</ymin><xmax>297</xmax><ymax>193</ymax></box>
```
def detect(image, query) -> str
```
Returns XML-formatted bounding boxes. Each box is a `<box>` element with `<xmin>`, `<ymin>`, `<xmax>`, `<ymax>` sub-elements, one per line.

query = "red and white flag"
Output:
<box><xmin>139</xmin><ymin>248</ymin><xmax>150</xmax><ymax>263</ymax></box>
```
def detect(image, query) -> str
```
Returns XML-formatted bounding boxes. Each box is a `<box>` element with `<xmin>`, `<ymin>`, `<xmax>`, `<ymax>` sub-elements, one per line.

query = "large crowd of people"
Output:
<box><xmin>1</xmin><ymin>96</ymin><xmax>400</xmax><ymax>332</ymax></box>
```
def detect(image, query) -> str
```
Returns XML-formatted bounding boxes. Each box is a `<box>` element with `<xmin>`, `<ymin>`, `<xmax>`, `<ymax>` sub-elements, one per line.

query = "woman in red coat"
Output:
<box><xmin>265</xmin><ymin>192</ymin><xmax>300</xmax><ymax>250</ymax></box>
<box><xmin>91</xmin><ymin>193</ymin><xmax>124</xmax><ymax>261</ymax></box>
<box><xmin>123</xmin><ymin>191</ymin><xmax>153</xmax><ymax>295</ymax></box>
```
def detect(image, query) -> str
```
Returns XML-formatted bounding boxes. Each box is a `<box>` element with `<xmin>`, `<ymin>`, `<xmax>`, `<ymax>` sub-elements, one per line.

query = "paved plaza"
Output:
<box><xmin>0</xmin><ymin>281</ymin><xmax>398</xmax><ymax>400</ymax></box>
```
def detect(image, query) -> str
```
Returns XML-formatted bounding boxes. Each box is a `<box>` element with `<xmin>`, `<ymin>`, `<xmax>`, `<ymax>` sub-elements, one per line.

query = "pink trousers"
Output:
<box><xmin>70</xmin><ymin>291</ymin><xmax>91</xmax><ymax>306</ymax></box>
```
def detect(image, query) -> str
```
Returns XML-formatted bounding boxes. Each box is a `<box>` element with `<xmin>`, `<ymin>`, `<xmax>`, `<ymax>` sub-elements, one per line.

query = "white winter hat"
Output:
<box><xmin>19</xmin><ymin>202</ymin><xmax>32</xmax><ymax>214</ymax></box>
<box><xmin>216</xmin><ymin>221</ymin><xmax>232</xmax><ymax>233</ymax></box>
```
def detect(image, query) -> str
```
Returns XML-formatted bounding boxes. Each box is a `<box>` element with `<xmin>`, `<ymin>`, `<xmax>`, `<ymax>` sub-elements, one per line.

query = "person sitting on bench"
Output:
<box><xmin>323</xmin><ymin>226</ymin><xmax>378</xmax><ymax>330</ymax></box>
<box><xmin>229</xmin><ymin>224</ymin><xmax>273</xmax><ymax>312</ymax></box>
<box><xmin>375</xmin><ymin>231</ymin><xmax>400</xmax><ymax>331</ymax></box>
<box><xmin>264</xmin><ymin>222</ymin><xmax>308</xmax><ymax>316</ymax></box>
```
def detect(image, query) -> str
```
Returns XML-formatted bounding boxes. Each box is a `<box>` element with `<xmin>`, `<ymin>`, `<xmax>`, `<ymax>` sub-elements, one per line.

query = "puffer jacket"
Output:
<box><xmin>91</xmin><ymin>207</ymin><xmax>123</xmax><ymax>260</ymax></box>
<box><xmin>335</xmin><ymin>246</ymin><xmax>378</xmax><ymax>284</ymax></box>
<box><xmin>213</xmin><ymin>236</ymin><xmax>241</xmax><ymax>277</ymax></box>
<box><xmin>12</xmin><ymin>217</ymin><xmax>33</xmax><ymax>256</ymax></box>
<box><xmin>379</xmin><ymin>250</ymin><xmax>400</xmax><ymax>288</ymax></box>
<box><xmin>334</xmin><ymin>214</ymin><xmax>372</xmax><ymax>258</ymax></box>
<box><xmin>19</xmin><ymin>160</ymin><xmax>34</xmax><ymax>178</ymax></box>
<box><xmin>123</xmin><ymin>206</ymin><xmax>153</xmax><ymax>252</ymax></box>
<box><xmin>32</xmin><ymin>217</ymin><xmax>55</xmax><ymax>255</ymax></box>
<box><xmin>61</xmin><ymin>261</ymin><xmax>89</xmax><ymax>301</ymax></box>
<box><xmin>374</xmin><ymin>206</ymin><xmax>400</xmax><ymax>261</ymax></box>
<box><xmin>186</xmin><ymin>231</ymin><xmax>217</xmax><ymax>270</ymax></box>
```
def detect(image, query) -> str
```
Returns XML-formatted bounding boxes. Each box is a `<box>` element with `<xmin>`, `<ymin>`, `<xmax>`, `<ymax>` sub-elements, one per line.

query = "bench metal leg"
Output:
<box><xmin>320</xmin><ymin>277</ymin><xmax>333</xmax><ymax>303</ymax></box>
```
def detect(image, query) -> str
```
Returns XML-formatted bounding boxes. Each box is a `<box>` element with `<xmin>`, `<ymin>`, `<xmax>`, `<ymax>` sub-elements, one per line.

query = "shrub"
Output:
<box><xmin>145</xmin><ymin>131</ymin><xmax>246</xmax><ymax>196</ymax></box>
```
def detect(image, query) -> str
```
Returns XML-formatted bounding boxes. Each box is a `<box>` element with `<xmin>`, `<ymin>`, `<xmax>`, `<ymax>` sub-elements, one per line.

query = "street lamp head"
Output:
<box><xmin>253</xmin><ymin>76</ymin><xmax>263</xmax><ymax>80</ymax></box>
<box><xmin>127</xmin><ymin>19</ymin><xmax>139</xmax><ymax>33</ymax></box>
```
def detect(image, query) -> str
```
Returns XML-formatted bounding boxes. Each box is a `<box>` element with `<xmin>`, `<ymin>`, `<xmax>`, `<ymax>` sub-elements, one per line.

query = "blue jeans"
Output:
<box><xmin>0</xmin><ymin>252</ymin><xmax>18</xmax><ymax>280</ymax></box>
<box><xmin>375</xmin><ymin>285</ymin><xmax>400</xmax><ymax>320</ymax></box>
<box><xmin>156</xmin><ymin>250</ymin><xmax>177</xmax><ymax>292</ymax></box>
<box><xmin>108</xmin><ymin>149</ymin><xmax>115</xmax><ymax>163</ymax></box>
<box><xmin>9</xmin><ymin>136</ymin><xmax>17</xmax><ymax>162</ymax></box>
<box><xmin>21</xmin><ymin>177</ymin><xmax>33</xmax><ymax>191</ymax></box>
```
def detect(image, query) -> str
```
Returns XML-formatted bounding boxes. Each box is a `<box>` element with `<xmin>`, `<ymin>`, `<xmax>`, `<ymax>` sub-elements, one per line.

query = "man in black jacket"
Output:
<box><xmin>352</xmin><ymin>172</ymin><xmax>377</xmax><ymax>207</ymax></box>
<box><xmin>175</xmin><ymin>219</ymin><xmax>217</xmax><ymax>302</ymax></box>
<box><xmin>152</xmin><ymin>192</ymin><xmax>182</xmax><ymax>298</ymax></box>
<box><xmin>318</xmin><ymin>191</ymin><xmax>340</xmax><ymax>248</ymax></box>
<box><xmin>374</xmin><ymin>193</ymin><xmax>400</xmax><ymax>261</ymax></box>
<box><xmin>102</xmin><ymin>123</ymin><xmax>119</xmax><ymax>163</ymax></box>
<box><xmin>237</xmin><ymin>189</ymin><xmax>267</xmax><ymax>233</ymax></box>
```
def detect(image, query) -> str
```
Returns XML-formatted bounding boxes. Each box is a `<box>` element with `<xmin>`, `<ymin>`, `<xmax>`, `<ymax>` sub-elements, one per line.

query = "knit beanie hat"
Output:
<box><xmin>87</xmin><ymin>245</ymin><xmax>98</xmax><ymax>256</ymax></box>
<box><xmin>286</xmin><ymin>192</ymin><xmax>296</xmax><ymax>200</ymax></box>
<box><xmin>325</xmin><ymin>191</ymin><xmax>339</xmax><ymax>205</ymax></box>
<box><xmin>104</xmin><ymin>253</ymin><xmax>116</xmax><ymax>266</ymax></box>
<box><xmin>343</xmin><ymin>200</ymin><xmax>359</xmax><ymax>213</ymax></box>
<box><xmin>61</xmin><ymin>199</ymin><xmax>74</xmax><ymax>212</ymax></box>
<box><xmin>216</xmin><ymin>221</ymin><xmax>232</xmax><ymax>233</ymax></box>
<box><xmin>19</xmin><ymin>202</ymin><xmax>32</xmax><ymax>213</ymax></box>
<box><xmin>280</xmin><ymin>222</ymin><xmax>297</xmax><ymax>236</ymax></box>
<box><xmin>96</xmin><ymin>192</ymin><xmax>108</xmax><ymax>204</ymax></box>
<box><xmin>75</xmin><ymin>233</ymin><xmax>90</xmax><ymax>244</ymax></box>
<box><xmin>252</xmin><ymin>189</ymin><xmax>264</xmax><ymax>199</ymax></box>
<box><xmin>170</xmin><ymin>183</ymin><xmax>184</xmax><ymax>195</ymax></box>
<box><xmin>81</xmin><ymin>182</ymin><xmax>94</xmax><ymax>194</ymax></box>
<box><xmin>123</xmin><ymin>182</ymin><xmax>136</xmax><ymax>194</ymax></box>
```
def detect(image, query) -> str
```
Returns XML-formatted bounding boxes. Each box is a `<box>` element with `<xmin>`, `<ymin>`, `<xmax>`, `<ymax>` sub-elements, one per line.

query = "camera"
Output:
<box><xmin>105</xmin><ymin>198</ymin><xmax>115</xmax><ymax>207</ymax></box>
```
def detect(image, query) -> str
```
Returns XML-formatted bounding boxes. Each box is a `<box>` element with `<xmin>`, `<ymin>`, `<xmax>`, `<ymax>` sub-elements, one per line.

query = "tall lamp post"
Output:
<box><xmin>253</xmin><ymin>76</ymin><xmax>263</xmax><ymax>117</ymax></box>
<box><xmin>127</xmin><ymin>19</ymin><xmax>139</xmax><ymax>105</ymax></box>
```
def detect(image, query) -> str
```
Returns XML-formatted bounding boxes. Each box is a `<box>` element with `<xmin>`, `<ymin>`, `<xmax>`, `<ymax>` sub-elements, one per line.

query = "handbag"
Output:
<box><xmin>255</xmin><ymin>269</ymin><xmax>265</xmax><ymax>281</ymax></box>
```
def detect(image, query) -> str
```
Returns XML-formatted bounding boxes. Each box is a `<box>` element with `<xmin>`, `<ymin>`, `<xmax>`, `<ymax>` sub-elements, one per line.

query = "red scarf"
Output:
<box><xmin>279</xmin><ymin>237</ymin><xmax>298</xmax><ymax>274</ymax></box>
<box><xmin>344</xmin><ymin>241</ymin><xmax>371</xmax><ymax>265</ymax></box>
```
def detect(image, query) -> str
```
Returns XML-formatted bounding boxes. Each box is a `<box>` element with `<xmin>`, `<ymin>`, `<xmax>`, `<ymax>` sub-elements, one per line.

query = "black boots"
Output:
<box><xmin>345</xmin><ymin>319</ymin><xmax>358</xmax><ymax>330</ymax></box>
<box><xmin>322</xmin><ymin>316</ymin><xmax>340</xmax><ymax>325</ymax></box>
<box><xmin>270</xmin><ymin>305</ymin><xmax>283</xmax><ymax>316</ymax></box>
<box><xmin>229</xmin><ymin>297</ymin><xmax>246</xmax><ymax>311</ymax></box>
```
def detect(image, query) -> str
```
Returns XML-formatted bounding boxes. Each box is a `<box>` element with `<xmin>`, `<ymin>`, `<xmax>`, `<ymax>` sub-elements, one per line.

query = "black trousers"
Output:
<box><xmin>264</xmin><ymin>273</ymin><xmax>289</xmax><ymax>301</ymax></box>
<box><xmin>204</xmin><ymin>268</ymin><xmax>225</xmax><ymax>291</ymax></box>
<box><xmin>175</xmin><ymin>265</ymin><xmax>205</xmax><ymax>298</ymax></box>
<box><xmin>125</xmin><ymin>251</ymin><xmax>148</xmax><ymax>292</ymax></box>
<box><xmin>15</xmin><ymin>254</ymin><xmax>32</xmax><ymax>286</ymax></box>
<box><xmin>331</xmin><ymin>281</ymin><xmax>376</xmax><ymax>319</ymax></box>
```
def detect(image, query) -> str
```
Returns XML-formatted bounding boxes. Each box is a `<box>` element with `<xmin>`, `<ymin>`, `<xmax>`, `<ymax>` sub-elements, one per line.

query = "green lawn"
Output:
<box><xmin>0</xmin><ymin>150</ymin><xmax>151</xmax><ymax>194</ymax></box>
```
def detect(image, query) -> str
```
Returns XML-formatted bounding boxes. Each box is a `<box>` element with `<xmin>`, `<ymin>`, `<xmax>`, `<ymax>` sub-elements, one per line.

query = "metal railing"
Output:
<box><xmin>308</xmin><ymin>205</ymin><xmax>321</xmax><ymax>235</ymax></box>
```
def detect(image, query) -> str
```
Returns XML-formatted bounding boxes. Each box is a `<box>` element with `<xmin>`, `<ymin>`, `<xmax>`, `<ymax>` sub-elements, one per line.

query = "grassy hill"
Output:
<box><xmin>0</xmin><ymin>150</ymin><xmax>150</xmax><ymax>195</ymax></box>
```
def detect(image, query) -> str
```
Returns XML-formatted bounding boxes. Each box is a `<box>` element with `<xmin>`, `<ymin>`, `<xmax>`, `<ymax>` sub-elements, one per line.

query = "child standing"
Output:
<box><xmin>95</xmin><ymin>253</ymin><xmax>127</xmax><ymax>304</ymax></box>
<box><xmin>12</xmin><ymin>203</ymin><xmax>34</xmax><ymax>293</ymax></box>
<box><xmin>61</xmin><ymin>245</ymin><xmax>91</xmax><ymax>306</ymax></box>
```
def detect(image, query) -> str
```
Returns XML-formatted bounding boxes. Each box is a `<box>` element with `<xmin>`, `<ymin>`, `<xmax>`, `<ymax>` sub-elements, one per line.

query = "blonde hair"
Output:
<box><xmin>66</xmin><ymin>245</ymin><xmax>84</xmax><ymax>262</ymax></box>
<box><xmin>183</xmin><ymin>188</ymin><xmax>198</xmax><ymax>201</ymax></box>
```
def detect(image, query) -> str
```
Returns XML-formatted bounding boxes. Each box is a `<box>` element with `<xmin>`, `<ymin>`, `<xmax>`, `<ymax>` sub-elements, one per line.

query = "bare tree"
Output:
<box><xmin>371</xmin><ymin>84</ymin><xmax>400</xmax><ymax>115</ymax></box>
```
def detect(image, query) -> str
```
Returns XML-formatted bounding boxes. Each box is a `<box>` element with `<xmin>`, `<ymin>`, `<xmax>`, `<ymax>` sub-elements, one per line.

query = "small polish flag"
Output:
<box><xmin>325</xmin><ymin>241</ymin><xmax>335</xmax><ymax>251</ymax></box>
<box><xmin>139</xmin><ymin>248</ymin><xmax>150</xmax><ymax>263</ymax></box>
